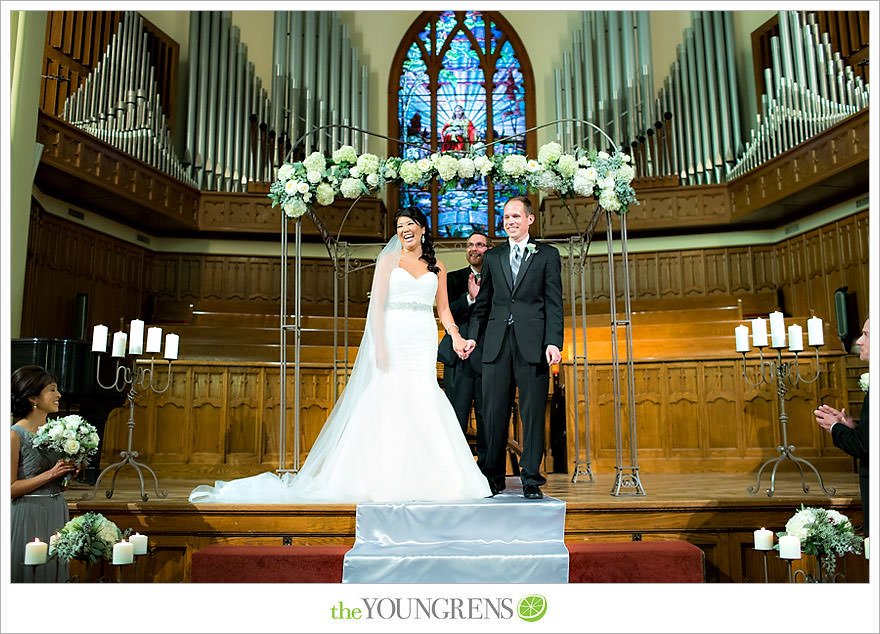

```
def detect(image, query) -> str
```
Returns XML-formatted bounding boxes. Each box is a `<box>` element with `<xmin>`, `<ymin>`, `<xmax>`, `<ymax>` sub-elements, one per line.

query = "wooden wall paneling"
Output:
<box><xmin>633</xmin><ymin>364</ymin><xmax>663</xmax><ymax>458</ymax></box>
<box><xmin>783</xmin><ymin>375</ymin><xmax>821</xmax><ymax>456</ymax></box>
<box><xmin>853</xmin><ymin>212</ymin><xmax>870</xmax><ymax>319</ymax></box>
<box><xmin>656</xmin><ymin>251</ymin><xmax>681</xmax><ymax>298</ymax></box>
<box><xmin>189</xmin><ymin>367</ymin><xmax>227</xmax><ymax>463</ymax></box>
<box><xmin>787</xmin><ymin>235</ymin><xmax>808</xmax><ymax>316</ymax></box>
<box><xmin>741</xmin><ymin>362</ymin><xmax>778</xmax><ymax>456</ymax></box>
<box><xmin>261</xmin><ymin>368</ymin><xmax>282</xmax><ymax>466</ymax></box>
<box><xmin>702</xmin><ymin>362</ymin><xmax>742</xmax><ymax>456</ymax></box>
<box><xmin>226</xmin><ymin>367</ymin><xmax>261</xmax><ymax>463</ymax></box>
<box><xmin>703</xmin><ymin>249</ymin><xmax>729</xmax><ymax>295</ymax></box>
<box><xmin>803</xmin><ymin>230</ymin><xmax>828</xmax><ymax>320</ymax></box>
<box><xmin>299</xmin><ymin>370</ymin><xmax>335</xmax><ymax>464</ymax></box>
<box><xmin>152</xmin><ymin>365</ymin><xmax>189</xmax><ymax>463</ymax></box>
<box><xmin>664</xmin><ymin>363</ymin><xmax>702</xmax><ymax>456</ymax></box>
<box><xmin>679</xmin><ymin>250</ymin><xmax>705</xmax><ymax>296</ymax></box>
<box><xmin>819</xmin><ymin>222</ymin><xmax>845</xmax><ymax>327</ymax></box>
<box><xmin>588</xmin><ymin>255</ymin><xmax>610</xmax><ymax>302</ymax></box>
<box><xmin>630</xmin><ymin>252</ymin><xmax>658</xmax><ymax>301</ymax></box>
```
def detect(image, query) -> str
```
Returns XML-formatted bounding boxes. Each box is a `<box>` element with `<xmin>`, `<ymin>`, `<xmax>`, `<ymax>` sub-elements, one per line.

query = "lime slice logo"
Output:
<box><xmin>517</xmin><ymin>594</ymin><xmax>547</xmax><ymax>622</ymax></box>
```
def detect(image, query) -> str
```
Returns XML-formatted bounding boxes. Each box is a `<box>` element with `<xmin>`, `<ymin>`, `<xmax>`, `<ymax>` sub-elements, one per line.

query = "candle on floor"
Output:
<box><xmin>807</xmin><ymin>316</ymin><xmax>824</xmax><ymax>346</ymax></box>
<box><xmin>735</xmin><ymin>325</ymin><xmax>750</xmax><ymax>353</ymax></box>
<box><xmin>92</xmin><ymin>324</ymin><xmax>108</xmax><ymax>353</ymax></box>
<box><xmin>751</xmin><ymin>318</ymin><xmax>768</xmax><ymax>347</ymax></box>
<box><xmin>778</xmin><ymin>535</ymin><xmax>801</xmax><ymax>559</ymax></box>
<box><xmin>24</xmin><ymin>538</ymin><xmax>48</xmax><ymax>565</ymax></box>
<box><xmin>129</xmin><ymin>533</ymin><xmax>148</xmax><ymax>555</ymax></box>
<box><xmin>145</xmin><ymin>327</ymin><xmax>163</xmax><ymax>354</ymax></box>
<box><xmin>865</xmin><ymin>537</ymin><xmax>869</xmax><ymax>560</ymax></box>
<box><xmin>111</xmin><ymin>331</ymin><xmax>128</xmax><ymax>358</ymax></box>
<box><xmin>753</xmin><ymin>527</ymin><xmax>774</xmax><ymax>550</ymax></box>
<box><xmin>113</xmin><ymin>540</ymin><xmax>134</xmax><ymax>565</ymax></box>
<box><xmin>128</xmin><ymin>319</ymin><xmax>145</xmax><ymax>355</ymax></box>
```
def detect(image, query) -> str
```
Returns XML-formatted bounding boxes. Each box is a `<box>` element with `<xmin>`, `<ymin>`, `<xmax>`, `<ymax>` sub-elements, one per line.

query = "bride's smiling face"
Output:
<box><xmin>396</xmin><ymin>216</ymin><xmax>424</xmax><ymax>250</ymax></box>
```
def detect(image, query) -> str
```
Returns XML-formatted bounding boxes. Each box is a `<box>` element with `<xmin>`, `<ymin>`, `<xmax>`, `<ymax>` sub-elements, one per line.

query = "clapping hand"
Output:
<box><xmin>467</xmin><ymin>272</ymin><xmax>481</xmax><ymax>300</ymax></box>
<box><xmin>814</xmin><ymin>404</ymin><xmax>854</xmax><ymax>431</ymax></box>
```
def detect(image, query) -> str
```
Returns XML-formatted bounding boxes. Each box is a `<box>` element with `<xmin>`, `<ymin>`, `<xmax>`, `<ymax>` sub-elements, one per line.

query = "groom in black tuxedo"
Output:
<box><xmin>469</xmin><ymin>196</ymin><xmax>564</xmax><ymax>499</ymax></box>
<box><xmin>438</xmin><ymin>232</ymin><xmax>490</xmax><ymax>463</ymax></box>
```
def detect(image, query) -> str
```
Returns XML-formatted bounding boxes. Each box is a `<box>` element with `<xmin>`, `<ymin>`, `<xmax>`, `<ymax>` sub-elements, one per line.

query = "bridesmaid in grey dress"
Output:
<box><xmin>10</xmin><ymin>366</ymin><xmax>77</xmax><ymax>583</ymax></box>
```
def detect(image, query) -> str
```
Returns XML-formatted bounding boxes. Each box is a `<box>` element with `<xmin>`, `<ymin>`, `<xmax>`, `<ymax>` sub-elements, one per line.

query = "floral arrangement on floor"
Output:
<box><xmin>269</xmin><ymin>142</ymin><xmax>638</xmax><ymax>219</ymax></box>
<box><xmin>777</xmin><ymin>505</ymin><xmax>863</xmax><ymax>577</ymax></box>
<box><xmin>32</xmin><ymin>414</ymin><xmax>100</xmax><ymax>485</ymax></box>
<box><xmin>858</xmin><ymin>372</ymin><xmax>868</xmax><ymax>392</ymax></box>
<box><xmin>48</xmin><ymin>512</ymin><xmax>122</xmax><ymax>564</ymax></box>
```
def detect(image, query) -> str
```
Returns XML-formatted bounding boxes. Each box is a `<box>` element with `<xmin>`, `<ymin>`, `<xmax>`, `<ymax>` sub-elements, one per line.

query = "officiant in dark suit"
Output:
<box><xmin>438</xmin><ymin>232</ymin><xmax>491</xmax><ymax>464</ymax></box>
<box><xmin>815</xmin><ymin>317</ymin><xmax>870</xmax><ymax>536</ymax></box>
<box><xmin>469</xmin><ymin>196</ymin><xmax>564</xmax><ymax>500</ymax></box>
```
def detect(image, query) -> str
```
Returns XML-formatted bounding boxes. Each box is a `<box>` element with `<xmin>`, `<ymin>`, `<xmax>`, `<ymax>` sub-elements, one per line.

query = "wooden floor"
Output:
<box><xmin>61</xmin><ymin>470</ymin><xmax>868</xmax><ymax>583</ymax></box>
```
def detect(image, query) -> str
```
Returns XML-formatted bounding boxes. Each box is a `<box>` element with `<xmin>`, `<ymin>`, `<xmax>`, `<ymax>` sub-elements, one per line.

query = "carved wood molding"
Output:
<box><xmin>199</xmin><ymin>193</ymin><xmax>387</xmax><ymax>239</ymax></box>
<box><xmin>35</xmin><ymin>112</ymin><xmax>200</xmax><ymax>232</ymax></box>
<box><xmin>728</xmin><ymin>109</ymin><xmax>869</xmax><ymax>222</ymax></box>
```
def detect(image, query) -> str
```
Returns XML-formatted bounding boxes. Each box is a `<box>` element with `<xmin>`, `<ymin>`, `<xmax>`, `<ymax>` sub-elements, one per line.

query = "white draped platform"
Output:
<box><xmin>342</xmin><ymin>481</ymin><xmax>569</xmax><ymax>583</ymax></box>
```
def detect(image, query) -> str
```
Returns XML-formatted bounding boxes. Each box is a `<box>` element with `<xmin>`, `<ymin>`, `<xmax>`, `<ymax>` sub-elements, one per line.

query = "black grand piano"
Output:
<box><xmin>11</xmin><ymin>337</ymin><xmax>126</xmax><ymax>485</ymax></box>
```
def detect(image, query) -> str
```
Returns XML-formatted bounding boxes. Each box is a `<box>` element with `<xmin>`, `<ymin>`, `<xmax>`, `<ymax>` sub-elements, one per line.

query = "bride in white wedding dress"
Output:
<box><xmin>189</xmin><ymin>208</ymin><xmax>491</xmax><ymax>504</ymax></box>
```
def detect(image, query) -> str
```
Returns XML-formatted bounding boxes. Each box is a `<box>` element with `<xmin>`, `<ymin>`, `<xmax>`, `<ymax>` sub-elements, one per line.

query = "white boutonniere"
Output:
<box><xmin>858</xmin><ymin>372</ymin><xmax>869</xmax><ymax>392</ymax></box>
<box><xmin>524</xmin><ymin>243</ymin><xmax>538</xmax><ymax>256</ymax></box>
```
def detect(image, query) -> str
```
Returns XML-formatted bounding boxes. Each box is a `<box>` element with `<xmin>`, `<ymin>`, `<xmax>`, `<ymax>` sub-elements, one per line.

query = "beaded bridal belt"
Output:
<box><xmin>387</xmin><ymin>301</ymin><xmax>433</xmax><ymax>313</ymax></box>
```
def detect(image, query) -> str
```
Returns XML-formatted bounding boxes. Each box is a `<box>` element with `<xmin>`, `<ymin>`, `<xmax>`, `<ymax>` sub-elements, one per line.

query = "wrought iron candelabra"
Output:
<box><xmin>83</xmin><ymin>321</ymin><xmax>176</xmax><ymax>501</ymax></box>
<box><xmin>737</xmin><ymin>312</ymin><xmax>834</xmax><ymax>497</ymax></box>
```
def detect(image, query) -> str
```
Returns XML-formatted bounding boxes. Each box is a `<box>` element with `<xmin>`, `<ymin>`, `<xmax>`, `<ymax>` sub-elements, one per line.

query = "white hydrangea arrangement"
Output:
<box><xmin>269</xmin><ymin>142</ymin><xmax>639</xmax><ymax>218</ymax></box>
<box><xmin>49</xmin><ymin>512</ymin><xmax>122</xmax><ymax>564</ymax></box>
<box><xmin>777</xmin><ymin>505</ymin><xmax>863</xmax><ymax>577</ymax></box>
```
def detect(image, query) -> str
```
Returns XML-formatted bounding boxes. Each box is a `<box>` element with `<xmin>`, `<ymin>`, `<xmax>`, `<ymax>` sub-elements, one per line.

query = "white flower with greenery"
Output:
<box><xmin>48</xmin><ymin>512</ymin><xmax>122</xmax><ymax>564</ymax></box>
<box><xmin>332</xmin><ymin>145</ymin><xmax>357</xmax><ymax>164</ymax></box>
<box><xmin>778</xmin><ymin>505</ymin><xmax>863</xmax><ymax>577</ymax></box>
<box><xmin>32</xmin><ymin>415</ymin><xmax>99</xmax><ymax>483</ymax></box>
<box><xmin>269</xmin><ymin>141</ymin><xmax>639</xmax><ymax>219</ymax></box>
<box><xmin>859</xmin><ymin>372</ymin><xmax>869</xmax><ymax>392</ymax></box>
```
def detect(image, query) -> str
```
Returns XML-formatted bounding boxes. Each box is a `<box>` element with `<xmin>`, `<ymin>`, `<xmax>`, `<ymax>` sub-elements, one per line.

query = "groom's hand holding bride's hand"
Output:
<box><xmin>545</xmin><ymin>344</ymin><xmax>562</xmax><ymax>366</ymax></box>
<box><xmin>453</xmin><ymin>337</ymin><xmax>476</xmax><ymax>360</ymax></box>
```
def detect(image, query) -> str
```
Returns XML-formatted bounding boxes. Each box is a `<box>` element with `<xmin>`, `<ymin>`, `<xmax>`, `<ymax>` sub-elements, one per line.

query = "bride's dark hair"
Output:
<box><xmin>395</xmin><ymin>207</ymin><xmax>438</xmax><ymax>274</ymax></box>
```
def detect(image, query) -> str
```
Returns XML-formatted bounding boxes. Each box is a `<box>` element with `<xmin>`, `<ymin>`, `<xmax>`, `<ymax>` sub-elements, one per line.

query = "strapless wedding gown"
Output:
<box><xmin>189</xmin><ymin>267</ymin><xmax>491</xmax><ymax>503</ymax></box>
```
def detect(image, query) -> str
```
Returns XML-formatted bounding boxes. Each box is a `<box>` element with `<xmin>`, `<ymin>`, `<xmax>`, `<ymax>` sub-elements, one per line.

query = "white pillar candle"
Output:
<box><xmin>769</xmin><ymin>311</ymin><xmax>786</xmax><ymax>348</ymax></box>
<box><xmin>753</xmin><ymin>527</ymin><xmax>774</xmax><ymax>550</ymax></box>
<box><xmin>751</xmin><ymin>318</ymin><xmax>769</xmax><ymax>347</ymax></box>
<box><xmin>807</xmin><ymin>316</ymin><xmax>824</xmax><ymax>346</ymax></box>
<box><xmin>778</xmin><ymin>535</ymin><xmax>801</xmax><ymax>559</ymax></box>
<box><xmin>129</xmin><ymin>533</ymin><xmax>148</xmax><ymax>555</ymax></box>
<box><xmin>91</xmin><ymin>324</ymin><xmax>108</xmax><ymax>352</ymax></box>
<box><xmin>24</xmin><ymin>538</ymin><xmax>48</xmax><ymax>565</ymax></box>
<box><xmin>865</xmin><ymin>537</ymin><xmax>869</xmax><ymax>560</ymax></box>
<box><xmin>735</xmin><ymin>325</ymin><xmax>751</xmax><ymax>353</ymax></box>
<box><xmin>128</xmin><ymin>319</ymin><xmax>145</xmax><ymax>355</ymax></box>
<box><xmin>111</xmin><ymin>331</ymin><xmax>128</xmax><ymax>358</ymax></box>
<box><xmin>787</xmin><ymin>324</ymin><xmax>804</xmax><ymax>351</ymax></box>
<box><xmin>112</xmin><ymin>540</ymin><xmax>134</xmax><ymax>565</ymax></box>
<box><xmin>164</xmin><ymin>333</ymin><xmax>179</xmax><ymax>360</ymax></box>
<box><xmin>145</xmin><ymin>327</ymin><xmax>163</xmax><ymax>354</ymax></box>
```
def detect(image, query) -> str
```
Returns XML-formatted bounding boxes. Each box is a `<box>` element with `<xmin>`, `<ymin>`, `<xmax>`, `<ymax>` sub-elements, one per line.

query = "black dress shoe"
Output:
<box><xmin>488</xmin><ymin>478</ymin><xmax>506</xmax><ymax>496</ymax></box>
<box><xmin>523</xmin><ymin>484</ymin><xmax>543</xmax><ymax>499</ymax></box>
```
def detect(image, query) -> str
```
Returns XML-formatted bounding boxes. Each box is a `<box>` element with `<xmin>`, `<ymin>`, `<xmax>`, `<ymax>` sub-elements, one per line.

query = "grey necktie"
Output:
<box><xmin>511</xmin><ymin>243</ymin><xmax>522</xmax><ymax>282</ymax></box>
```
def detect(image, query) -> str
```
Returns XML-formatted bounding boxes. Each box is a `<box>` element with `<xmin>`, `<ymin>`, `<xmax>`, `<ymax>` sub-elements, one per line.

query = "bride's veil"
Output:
<box><xmin>285</xmin><ymin>235</ymin><xmax>402</xmax><ymax>483</ymax></box>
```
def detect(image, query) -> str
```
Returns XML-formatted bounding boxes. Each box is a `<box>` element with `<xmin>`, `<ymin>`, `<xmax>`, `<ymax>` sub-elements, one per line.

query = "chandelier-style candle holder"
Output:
<box><xmin>735</xmin><ymin>311</ymin><xmax>834</xmax><ymax>497</ymax></box>
<box><xmin>82</xmin><ymin>320</ymin><xmax>176</xmax><ymax>501</ymax></box>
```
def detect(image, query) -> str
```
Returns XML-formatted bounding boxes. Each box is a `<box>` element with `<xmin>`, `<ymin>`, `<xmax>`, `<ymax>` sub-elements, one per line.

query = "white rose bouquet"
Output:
<box><xmin>32</xmin><ymin>414</ymin><xmax>100</xmax><ymax>485</ymax></box>
<box><xmin>49</xmin><ymin>512</ymin><xmax>122</xmax><ymax>564</ymax></box>
<box><xmin>777</xmin><ymin>505</ymin><xmax>863</xmax><ymax>577</ymax></box>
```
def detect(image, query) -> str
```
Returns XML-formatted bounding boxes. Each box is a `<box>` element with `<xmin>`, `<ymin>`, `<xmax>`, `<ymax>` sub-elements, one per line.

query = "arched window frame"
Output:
<box><xmin>387</xmin><ymin>11</ymin><xmax>537</xmax><ymax>239</ymax></box>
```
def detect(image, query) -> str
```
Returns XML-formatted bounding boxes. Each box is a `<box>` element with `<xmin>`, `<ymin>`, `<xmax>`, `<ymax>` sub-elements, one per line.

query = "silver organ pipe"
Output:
<box><xmin>61</xmin><ymin>11</ymin><xmax>195</xmax><ymax>187</ymax></box>
<box><xmin>727</xmin><ymin>10</ymin><xmax>868</xmax><ymax>179</ymax></box>
<box><xmin>556</xmin><ymin>10</ymin><xmax>866</xmax><ymax>186</ymax></box>
<box><xmin>270</xmin><ymin>12</ymin><xmax>368</xmax><ymax>162</ymax></box>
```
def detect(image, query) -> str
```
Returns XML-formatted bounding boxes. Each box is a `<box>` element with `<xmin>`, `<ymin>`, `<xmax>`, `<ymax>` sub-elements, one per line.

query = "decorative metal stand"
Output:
<box><xmin>83</xmin><ymin>355</ymin><xmax>169</xmax><ymax>501</ymax></box>
<box><xmin>565</xmin><ymin>234</ymin><xmax>593</xmax><ymax>483</ymax></box>
<box><xmin>741</xmin><ymin>345</ymin><xmax>834</xmax><ymax>497</ymax></box>
<box><xmin>785</xmin><ymin>556</ymin><xmax>846</xmax><ymax>583</ymax></box>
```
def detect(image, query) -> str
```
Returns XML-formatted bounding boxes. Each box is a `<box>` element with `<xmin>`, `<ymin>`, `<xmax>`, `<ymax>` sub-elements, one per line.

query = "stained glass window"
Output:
<box><xmin>395</xmin><ymin>11</ymin><xmax>531</xmax><ymax>238</ymax></box>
